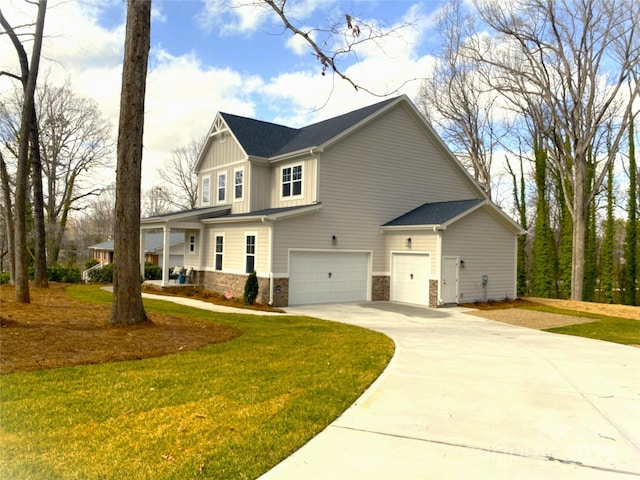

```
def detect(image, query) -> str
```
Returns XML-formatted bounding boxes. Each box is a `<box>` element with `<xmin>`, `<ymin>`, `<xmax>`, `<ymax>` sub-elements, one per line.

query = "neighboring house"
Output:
<box><xmin>141</xmin><ymin>95</ymin><xmax>522</xmax><ymax>307</ymax></box>
<box><xmin>89</xmin><ymin>232</ymin><xmax>185</xmax><ymax>268</ymax></box>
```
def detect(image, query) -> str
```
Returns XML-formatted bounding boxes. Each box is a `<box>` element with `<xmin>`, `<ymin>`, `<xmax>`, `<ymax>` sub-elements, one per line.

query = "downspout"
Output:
<box><xmin>261</xmin><ymin>216</ymin><xmax>274</xmax><ymax>305</ymax></box>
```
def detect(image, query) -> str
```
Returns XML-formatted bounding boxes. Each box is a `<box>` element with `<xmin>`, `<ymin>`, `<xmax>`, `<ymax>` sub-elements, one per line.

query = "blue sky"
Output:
<box><xmin>0</xmin><ymin>0</ymin><xmax>445</xmax><ymax>187</ymax></box>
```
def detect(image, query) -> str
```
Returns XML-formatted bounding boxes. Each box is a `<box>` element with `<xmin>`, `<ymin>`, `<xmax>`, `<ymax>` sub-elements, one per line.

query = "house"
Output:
<box><xmin>141</xmin><ymin>95</ymin><xmax>522</xmax><ymax>307</ymax></box>
<box><xmin>89</xmin><ymin>232</ymin><xmax>185</xmax><ymax>267</ymax></box>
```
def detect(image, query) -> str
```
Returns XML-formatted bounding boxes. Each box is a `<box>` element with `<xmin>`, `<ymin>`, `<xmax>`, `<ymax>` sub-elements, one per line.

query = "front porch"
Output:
<box><xmin>142</xmin><ymin>279</ymin><xmax>200</xmax><ymax>295</ymax></box>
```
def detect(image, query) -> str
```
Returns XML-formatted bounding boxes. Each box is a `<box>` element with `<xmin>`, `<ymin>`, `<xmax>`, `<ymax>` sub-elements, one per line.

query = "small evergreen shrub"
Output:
<box><xmin>88</xmin><ymin>263</ymin><xmax>114</xmax><ymax>283</ymax></box>
<box><xmin>243</xmin><ymin>271</ymin><xmax>259</xmax><ymax>305</ymax></box>
<box><xmin>47</xmin><ymin>264</ymin><xmax>82</xmax><ymax>283</ymax></box>
<box><xmin>85</xmin><ymin>258</ymin><xmax>100</xmax><ymax>269</ymax></box>
<box><xmin>0</xmin><ymin>272</ymin><xmax>10</xmax><ymax>285</ymax></box>
<box><xmin>144</xmin><ymin>263</ymin><xmax>162</xmax><ymax>280</ymax></box>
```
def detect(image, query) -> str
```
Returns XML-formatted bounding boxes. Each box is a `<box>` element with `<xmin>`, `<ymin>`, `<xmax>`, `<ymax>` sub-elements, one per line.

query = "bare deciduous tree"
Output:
<box><xmin>472</xmin><ymin>0</ymin><xmax>640</xmax><ymax>300</ymax></box>
<box><xmin>417</xmin><ymin>0</ymin><xmax>498</xmax><ymax>198</ymax></box>
<box><xmin>0</xmin><ymin>0</ymin><xmax>47</xmax><ymax>302</ymax></box>
<box><xmin>157</xmin><ymin>137</ymin><xmax>202</xmax><ymax>211</ymax></box>
<box><xmin>37</xmin><ymin>84</ymin><xmax>114</xmax><ymax>263</ymax></box>
<box><xmin>143</xmin><ymin>185</ymin><xmax>173</xmax><ymax>218</ymax></box>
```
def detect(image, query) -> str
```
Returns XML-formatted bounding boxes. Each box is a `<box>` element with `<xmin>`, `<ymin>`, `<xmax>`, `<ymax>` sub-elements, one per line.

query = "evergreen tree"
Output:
<box><xmin>600</xmin><ymin>160</ymin><xmax>615</xmax><ymax>303</ymax></box>
<box><xmin>506</xmin><ymin>155</ymin><xmax>528</xmax><ymax>296</ymax></box>
<box><xmin>623</xmin><ymin>118</ymin><xmax>638</xmax><ymax>305</ymax></box>
<box><xmin>531</xmin><ymin>141</ymin><xmax>555</xmax><ymax>297</ymax></box>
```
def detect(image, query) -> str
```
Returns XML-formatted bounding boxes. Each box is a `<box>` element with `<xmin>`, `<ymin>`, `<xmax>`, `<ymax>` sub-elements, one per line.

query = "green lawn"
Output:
<box><xmin>0</xmin><ymin>286</ymin><xmax>394</xmax><ymax>480</ymax></box>
<box><xmin>545</xmin><ymin>318</ymin><xmax>640</xmax><ymax>345</ymax></box>
<box><xmin>518</xmin><ymin>304</ymin><xmax>640</xmax><ymax>346</ymax></box>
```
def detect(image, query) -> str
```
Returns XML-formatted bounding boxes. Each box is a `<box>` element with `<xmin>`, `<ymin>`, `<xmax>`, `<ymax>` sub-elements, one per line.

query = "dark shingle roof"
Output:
<box><xmin>383</xmin><ymin>199</ymin><xmax>484</xmax><ymax>227</ymax></box>
<box><xmin>220</xmin><ymin>96</ymin><xmax>399</xmax><ymax>158</ymax></box>
<box><xmin>89</xmin><ymin>232</ymin><xmax>185</xmax><ymax>252</ymax></box>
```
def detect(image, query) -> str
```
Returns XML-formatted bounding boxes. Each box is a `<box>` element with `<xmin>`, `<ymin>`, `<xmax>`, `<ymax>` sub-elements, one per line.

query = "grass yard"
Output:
<box><xmin>0</xmin><ymin>285</ymin><xmax>394</xmax><ymax>480</ymax></box>
<box><xmin>545</xmin><ymin>318</ymin><xmax>640</xmax><ymax>345</ymax></box>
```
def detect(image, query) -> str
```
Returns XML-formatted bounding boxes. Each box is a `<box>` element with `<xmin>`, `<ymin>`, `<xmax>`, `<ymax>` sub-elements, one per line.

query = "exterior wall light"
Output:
<box><xmin>406</xmin><ymin>237</ymin><xmax>412</xmax><ymax>248</ymax></box>
<box><xmin>332</xmin><ymin>235</ymin><xmax>337</xmax><ymax>246</ymax></box>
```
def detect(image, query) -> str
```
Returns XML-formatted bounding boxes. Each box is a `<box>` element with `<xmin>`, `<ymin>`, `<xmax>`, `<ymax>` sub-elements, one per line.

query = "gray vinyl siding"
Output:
<box><xmin>271</xmin><ymin>103</ymin><xmax>481</xmax><ymax>274</ymax></box>
<box><xmin>201</xmin><ymin>222</ymin><xmax>270</xmax><ymax>275</ymax></box>
<box><xmin>441</xmin><ymin>208</ymin><xmax>517</xmax><ymax>302</ymax></box>
<box><xmin>384</xmin><ymin>232</ymin><xmax>438</xmax><ymax>276</ymax></box>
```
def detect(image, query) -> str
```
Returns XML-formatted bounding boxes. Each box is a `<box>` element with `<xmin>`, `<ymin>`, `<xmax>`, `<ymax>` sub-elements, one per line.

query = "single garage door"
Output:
<box><xmin>289</xmin><ymin>251</ymin><xmax>370</xmax><ymax>305</ymax></box>
<box><xmin>391</xmin><ymin>253</ymin><xmax>430</xmax><ymax>306</ymax></box>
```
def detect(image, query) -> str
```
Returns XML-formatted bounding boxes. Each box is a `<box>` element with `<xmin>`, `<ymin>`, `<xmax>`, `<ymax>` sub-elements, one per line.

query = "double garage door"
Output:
<box><xmin>289</xmin><ymin>251</ymin><xmax>370</xmax><ymax>306</ymax></box>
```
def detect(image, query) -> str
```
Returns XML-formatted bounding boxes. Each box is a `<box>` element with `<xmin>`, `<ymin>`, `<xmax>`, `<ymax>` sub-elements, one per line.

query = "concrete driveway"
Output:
<box><xmin>259</xmin><ymin>302</ymin><xmax>640</xmax><ymax>480</ymax></box>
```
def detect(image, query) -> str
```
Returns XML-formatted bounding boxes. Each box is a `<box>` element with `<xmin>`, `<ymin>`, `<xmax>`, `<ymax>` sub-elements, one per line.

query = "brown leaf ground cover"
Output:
<box><xmin>0</xmin><ymin>283</ymin><xmax>241</xmax><ymax>374</ymax></box>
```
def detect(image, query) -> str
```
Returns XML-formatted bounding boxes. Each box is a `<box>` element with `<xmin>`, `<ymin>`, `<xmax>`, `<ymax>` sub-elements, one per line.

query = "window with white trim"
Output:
<box><xmin>202</xmin><ymin>176</ymin><xmax>211</xmax><ymax>205</ymax></box>
<box><xmin>282</xmin><ymin>165</ymin><xmax>302</xmax><ymax>197</ymax></box>
<box><xmin>188</xmin><ymin>235</ymin><xmax>196</xmax><ymax>254</ymax></box>
<box><xmin>215</xmin><ymin>235</ymin><xmax>224</xmax><ymax>271</ymax></box>
<box><xmin>245</xmin><ymin>235</ymin><xmax>256</xmax><ymax>273</ymax></box>
<box><xmin>217</xmin><ymin>172</ymin><xmax>226</xmax><ymax>203</ymax></box>
<box><xmin>234</xmin><ymin>168</ymin><xmax>244</xmax><ymax>200</ymax></box>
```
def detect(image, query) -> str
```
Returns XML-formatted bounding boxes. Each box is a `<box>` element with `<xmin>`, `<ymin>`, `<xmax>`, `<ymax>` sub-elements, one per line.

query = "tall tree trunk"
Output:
<box><xmin>110</xmin><ymin>0</ymin><xmax>151</xmax><ymax>325</ymax></box>
<box><xmin>0</xmin><ymin>152</ymin><xmax>15</xmax><ymax>283</ymax></box>
<box><xmin>623</xmin><ymin>117</ymin><xmax>638</xmax><ymax>305</ymax></box>
<box><xmin>601</xmin><ymin>160</ymin><xmax>615</xmax><ymax>303</ymax></box>
<box><xmin>1</xmin><ymin>0</ymin><xmax>47</xmax><ymax>302</ymax></box>
<box><xmin>582</xmin><ymin>154</ymin><xmax>597</xmax><ymax>302</ymax></box>
<box><xmin>531</xmin><ymin>141</ymin><xmax>554</xmax><ymax>297</ymax></box>
<box><xmin>506</xmin><ymin>154</ymin><xmax>527</xmax><ymax>296</ymax></box>
<box><xmin>30</xmin><ymin>104</ymin><xmax>48</xmax><ymax>287</ymax></box>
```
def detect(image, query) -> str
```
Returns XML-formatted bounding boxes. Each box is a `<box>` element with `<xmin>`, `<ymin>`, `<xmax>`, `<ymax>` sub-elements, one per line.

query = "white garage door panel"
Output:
<box><xmin>289</xmin><ymin>251</ymin><xmax>369</xmax><ymax>305</ymax></box>
<box><xmin>391</xmin><ymin>253</ymin><xmax>430</xmax><ymax>306</ymax></box>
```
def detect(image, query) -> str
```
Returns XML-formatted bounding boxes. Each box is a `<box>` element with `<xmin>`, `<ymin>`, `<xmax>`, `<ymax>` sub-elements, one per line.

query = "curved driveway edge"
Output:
<box><xmin>259</xmin><ymin>302</ymin><xmax>640</xmax><ymax>480</ymax></box>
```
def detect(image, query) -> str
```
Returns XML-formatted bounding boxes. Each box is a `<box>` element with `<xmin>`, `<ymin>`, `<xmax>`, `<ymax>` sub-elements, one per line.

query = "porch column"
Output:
<box><xmin>161</xmin><ymin>225</ymin><xmax>171</xmax><ymax>286</ymax></box>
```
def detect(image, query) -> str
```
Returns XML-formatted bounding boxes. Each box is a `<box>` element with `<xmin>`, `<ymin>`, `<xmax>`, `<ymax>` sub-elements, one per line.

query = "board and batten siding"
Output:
<box><xmin>441</xmin><ymin>208</ymin><xmax>517</xmax><ymax>303</ymax></box>
<box><xmin>201</xmin><ymin>222</ymin><xmax>270</xmax><ymax>275</ymax></box>
<box><xmin>250</xmin><ymin>164</ymin><xmax>271</xmax><ymax>211</ymax></box>
<box><xmin>269</xmin><ymin>158</ymin><xmax>318</xmax><ymax>208</ymax></box>
<box><xmin>199</xmin><ymin>134</ymin><xmax>245</xmax><ymax>171</ymax></box>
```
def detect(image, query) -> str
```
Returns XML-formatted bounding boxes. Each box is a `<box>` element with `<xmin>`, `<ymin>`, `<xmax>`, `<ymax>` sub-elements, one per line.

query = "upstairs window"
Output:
<box><xmin>202</xmin><ymin>176</ymin><xmax>211</xmax><ymax>205</ymax></box>
<box><xmin>282</xmin><ymin>165</ymin><xmax>302</xmax><ymax>197</ymax></box>
<box><xmin>245</xmin><ymin>235</ymin><xmax>256</xmax><ymax>273</ymax></box>
<box><xmin>234</xmin><ymin>168</ymin><xmax>244</xmax><ymax>200</ymax></box>
<box><xmin>217</xmin><ymin>173</ymin><xmax>226</xmax><ymax>203</ymax></box>
<box><xmin>215</xmin><ymin>235</ymin><xmax>224</xmax><ymax>271</ymax></box>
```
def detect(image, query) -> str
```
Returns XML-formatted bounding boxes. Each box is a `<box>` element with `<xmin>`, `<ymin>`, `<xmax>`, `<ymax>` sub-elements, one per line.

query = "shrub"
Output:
<box><xmin>0</xmin><ymin>272</ymin><xmax>10</xmax><ymax>285</ymax></box>
<box><xmin>88</xmin><ymin>263</ymin><xmax>113</xmax><ymax>283</ymax></box>
<box><xmin>49</xmin><ymin>264</ymin><xmax>82</xmax><ymax>283</ymax></box>
<box><xmin>243</xmin><ymin>271</ymin><xmax>259</xmax><ymax>305</ymax></box>
<box><xmin>85</xmin><ymin>258</ymin><xmax>100</xmax><ymax>269</ymax></box>
<box><xmin>144</xmin><ymin>263</ymin><xmax>162</xmax><ymax>280</ymax></box>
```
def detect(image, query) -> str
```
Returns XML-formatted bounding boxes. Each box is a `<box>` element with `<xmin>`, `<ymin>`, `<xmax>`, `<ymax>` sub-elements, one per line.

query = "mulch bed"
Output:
<box><xmin>0</xmin><ymin>283</ymin><xmax>241</xmax><ymax>374</ymax></box>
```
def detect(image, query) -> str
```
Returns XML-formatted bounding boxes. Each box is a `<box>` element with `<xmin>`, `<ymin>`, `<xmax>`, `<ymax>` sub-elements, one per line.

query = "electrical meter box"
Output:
<box><xmin>481</xmin><ymin>274</ymin><xmax>488</xmax><ymax>286</ymax></box>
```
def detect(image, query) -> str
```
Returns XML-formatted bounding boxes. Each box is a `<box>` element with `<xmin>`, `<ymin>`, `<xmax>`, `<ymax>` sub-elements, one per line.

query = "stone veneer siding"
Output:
<box><xmin>196</xmin><ymin>271</ymin><xmax>270</xmax><ymax>305</ymax></box>
<box><xmin>371</xmin><ymin>275</ymin><xmax>390</xmax><ymax>301</ymax></box>
<box><xmin>429</xmin><ymin>279</ymin><xmax>439</xmax><ymax>307</ymax></box>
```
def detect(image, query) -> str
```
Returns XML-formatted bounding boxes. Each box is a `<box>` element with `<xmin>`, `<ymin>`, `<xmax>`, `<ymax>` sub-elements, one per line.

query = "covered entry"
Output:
<box><xmin>391</xmin><ymin>253</ymin><xmax>430</xmax><ymax>306</ymax></box>
<box><xmin>288</xmin><ymin>251</ymin><xmax>370</xmax><ymax>305</ymax></box>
